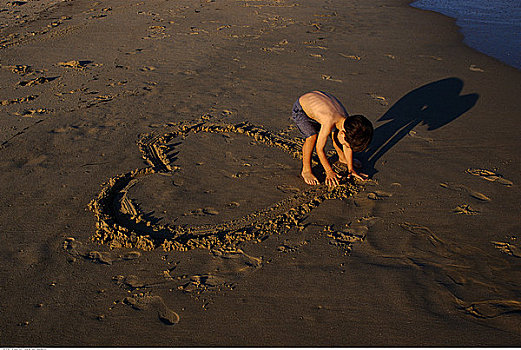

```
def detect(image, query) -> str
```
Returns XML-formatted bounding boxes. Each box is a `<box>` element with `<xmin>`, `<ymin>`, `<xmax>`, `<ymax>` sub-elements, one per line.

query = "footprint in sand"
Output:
<box><xmin>203</xmin><ymin>208</ymin><xmax>219</xmax><ymax>215</ymax></box>
<box><xmin>326</xmin><ymin>217</ymin><xmax>380</xmax><ymax>253</ymax></box>
<box><xmin>458</xmin><ymin>299</ymin><xmax>521</xmax><ymax>319</ymax></box>
<box><xmin>339</xmin><ymin>53</ymin><xmax>361</xmax><ymax>60</ymax></box>
<box><xmin>123</xmin><ymin>293</ymin><xmax>180</xmax><ymax>325</ymax></box>
<box><xmin>143</xmin><ymin>25</ymin><xmax>169</xmax><ymax>40</ymax></box>
<box><xmin>18</xmin><ymin>76</ymin><xmax>59</xmax><ymax>86</ymax></box>
<box><xmin>466</xmin><ymin>168</ymin><xmax>513</xmax><ymax>186</ymax></box>
<box><xmin>63</xmin><ymin>238</ymin><xmax>142</xmax><ymax>264</ymax></box>
<box><xmin>453</xmin><ymin>204</ymin><xmax>479</xmax><ymax>215</ymax></box>
<box><xmin>469</xmin><ymin>65</ymin><xmax>484</xmax><ymax>72</ymax></box>
<box><xmin>418</xmin><ymin>54</ymin><xmax>443</xmax><ymax>61</ymax></box>
<box><xmin>86</xmin><ymin>250</ymin><xmax>114</xmax><ymax>265</ymax></box>
<box><xmin>440</xmin><ymin>182</ymin><xmax>491</xmax><ymax>201</ymax></box>
<box><xmin>399</xmin><ymin>222</ymin><xmax>444</xmax><ymax>246</ymax></box>
<box><xmin>57</xmin><ymin>60</ymin><xmax>93</xmax><ymax>69</ymax></box>
<box><xmin>8</xmin><ymin>1</ymin><xmax>28</xmax><ymax>6</ymax></box>
<box><xmin>367</xmin><ymin>190</ymin><xmax>392</xmax><ymax>200</ymax></box>
<box><xmin>216</xmin><ymin>24</ymin><xmax>231</xmax><ymax>31</ymax></box>
<box><xmin>492</xmin><ymin>241</ymin><xmax>521</xmax><ymax>258</ymax></box>
<box><xmin>85</xmin><ymin>7</ymin><xmax>112</xmax><ymax>19</ymax></box>
<box><xmin>114</xmin><ymin>274</ymin><xmax>146</xmax><ymax>289</ymax></box>
<box><xmin>231</xmin><ymin>171</ymin><xmax>249</xmax><ymax>178</ymax></box>
<box><xmin>408</xmin><ymin>130</ymin><xmax>433</xmax><ymax>142</ymax></box>
<box><xmin>14</xmin><ymin>108</ymin><xmax>50</xmax><ymax>117</ymax></box>
<box><xmin>94</xmin><ymin>95</ymin><xmax>113</xmax><ymax>102</ymax></box>
<box><xmin>1</xmin><ymin>64</ymin><xmax>32</xmax><ymax>75</ymax></box>
<box><xmin>367</xmin><ymin>92</ymin><xmax>389</xmax><ymax>106</ymax></box>
<box><xmin>83</xmin><ymin>95</ymin><xmax>115</xmax><ymax>108</ymax></box>
<box><xmin>277</xmin><ymin>241</ymin><xmax>308</xmax><ymax>253</ymax></box>
<box><xmin>107</xmin><ymin>80</ymin><xmax>128</xmax><ymax>87</ymax></box>
<box><xmin>121</xmin><ymin>251</ymin><xmax>142</xmax><ymax>260</ymax></box>
<box><xmin>261</xmin><ymin>46</ymin><xmax>285</xmax><ymax>53</ymax></box>
<box><xmin>321</xmin><ymin>74</ymin><xmax>342</xmax><ymax>83</ymax></box>
<box><xmin>124</xmin><ymin>48</ymin><xmax>144</xmax><ymax>55</ymax></box>
<box><xmin>227</xmin><ymin>201</ymin><xmax>240</xmax><ymax>208</ymax></box>
<box><xmin>1</xmin><ymin>95</ymin><xmax>38</xmax><ymax>105</ymax></box>
<box><xmin>183</xmin><ymin>207</ymin><xmax>220</xmax><ymax>216</ymax></box>
<box><xmin>178</xmin><ymin>274</ymin><xmax>228</xmax><ymax>293</ymax></box>
<box><xmin>175</xmin><ymin>250</ymin><xmax>262</xmax><ymax>294</ymax></box>
<box><xmin>276</xmin><ymin>185</ymin><xmax>300</xmax><ymax>194</ymax></box>
<box><xmin>304</xmin><ymin>42</ymin><xmax>328</xmax><ymax>50</ymax></box>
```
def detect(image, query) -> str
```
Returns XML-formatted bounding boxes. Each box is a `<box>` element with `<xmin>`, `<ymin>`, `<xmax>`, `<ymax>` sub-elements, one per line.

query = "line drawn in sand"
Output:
<box><xmin>88</xmin><ymin>115</ymin><xmax>361</xmax><ymax>254</ymax></box>
<box><xmin>360</xmin><ymin>221</ymin><xmax>521</xmax><ymax>332</ymax></box>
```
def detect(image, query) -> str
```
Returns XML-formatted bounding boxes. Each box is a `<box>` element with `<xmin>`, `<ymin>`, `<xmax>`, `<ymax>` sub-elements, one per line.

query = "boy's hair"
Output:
<box><xmin>343</xmin><ymin>115</ymin><xmax>373</xmax><ymax>152</ymax></box>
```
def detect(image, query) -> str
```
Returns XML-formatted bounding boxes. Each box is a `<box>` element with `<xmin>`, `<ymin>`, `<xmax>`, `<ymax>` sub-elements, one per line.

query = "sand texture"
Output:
<box><xmin>1</xmin><ymin>0</ymin><xmax>521</xmax><ymax>346</ymax></box>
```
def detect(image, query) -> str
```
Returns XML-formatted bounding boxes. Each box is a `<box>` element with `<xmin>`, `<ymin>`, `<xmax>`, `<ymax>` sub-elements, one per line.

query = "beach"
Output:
<box><xmin>1</xmin><ymin>0</ymin><xmax>521</xmax><ymax>346</ymax></box>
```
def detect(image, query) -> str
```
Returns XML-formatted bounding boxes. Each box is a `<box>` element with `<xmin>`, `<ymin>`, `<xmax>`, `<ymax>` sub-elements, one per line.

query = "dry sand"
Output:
<box><xmin>1</xmin><ymin>0</ymin><xmax>521</xmax><ymax>346</ymax></box>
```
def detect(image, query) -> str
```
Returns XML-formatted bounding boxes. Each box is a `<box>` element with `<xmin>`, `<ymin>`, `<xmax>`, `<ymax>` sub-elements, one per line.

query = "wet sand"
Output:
<box><xmin>1</xmin><ymin>0</ymin><xmax>521</xmax><ymax>346</ymax></box>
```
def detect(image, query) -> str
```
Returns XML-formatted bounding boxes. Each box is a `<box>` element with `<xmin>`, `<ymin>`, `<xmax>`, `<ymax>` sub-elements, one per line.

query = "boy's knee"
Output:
<box><xmin>305</xmin><ymin>134</ymin><xmax>318</xmax><ymax>142</ymax></box>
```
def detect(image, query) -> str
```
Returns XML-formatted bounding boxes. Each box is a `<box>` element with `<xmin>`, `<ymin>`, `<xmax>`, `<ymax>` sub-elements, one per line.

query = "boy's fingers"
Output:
<box><xmin>355</xmin><ymin>174</ymin><xmax>367</xmax><ymax>181</ymax></box>
<box><xmin>326</xmin><ymin>177</ymin><xmax>339</xmax><ymax>187</ymax></box>
<box><xmin>348</xmin><ymin>171</ymin><xmax>368</xmax><ymax>181</ymax></box>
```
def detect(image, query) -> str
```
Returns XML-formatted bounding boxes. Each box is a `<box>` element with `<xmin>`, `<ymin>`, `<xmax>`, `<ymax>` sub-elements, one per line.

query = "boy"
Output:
<box><xmin>291</xmin><ymin>91</ymin><xmax>373</xmax><ymax>186</ymax></box>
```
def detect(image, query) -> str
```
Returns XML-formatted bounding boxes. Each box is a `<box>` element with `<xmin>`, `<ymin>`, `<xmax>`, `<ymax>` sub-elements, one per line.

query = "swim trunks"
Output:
<box><xmin>291</xmin><ymin>98</ymin><xmax>321</xmax><ymax>139</ymax></box>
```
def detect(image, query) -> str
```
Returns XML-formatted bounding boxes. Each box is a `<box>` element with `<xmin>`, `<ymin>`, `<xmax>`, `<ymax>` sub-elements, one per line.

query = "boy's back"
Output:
<box><xmin>299</xmin><ymin>91</ymin><xmax>348</xmax><ymax>125</ymax></box>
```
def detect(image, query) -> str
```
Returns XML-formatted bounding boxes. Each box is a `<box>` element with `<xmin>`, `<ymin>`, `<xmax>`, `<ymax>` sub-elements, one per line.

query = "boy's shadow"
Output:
<box><xmin>358</xmin><ymin>77</ymin><xmax>479</xmax><ymax>176</ymax></box>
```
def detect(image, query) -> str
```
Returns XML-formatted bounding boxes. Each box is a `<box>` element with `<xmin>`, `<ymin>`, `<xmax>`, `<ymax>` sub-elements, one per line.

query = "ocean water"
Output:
<box><xmin>411</xmin><ymin>0</ymin><xmax>521</xmax><ymax>70</ymax></box>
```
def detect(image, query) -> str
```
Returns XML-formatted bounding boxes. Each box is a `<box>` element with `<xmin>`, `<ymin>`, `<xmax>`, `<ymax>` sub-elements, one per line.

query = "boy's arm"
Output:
<box><xmin>331</xmin><ymin>130</ymin><xmax>347</xmax><ymax>164</ymax></box>
<box><xmin>315</xmin><ymin>125</ymin><xmax>341</xmax><ymax>186</ymax></box>
<box><xmin>342</xmin><ymin>144</ymin><xmax>355</xmax><ymax>173</ymax></box>
<box><xmin>342</xmin><ymin>144</ymin><xmax>368</xmax><ymax>180</ymax></box>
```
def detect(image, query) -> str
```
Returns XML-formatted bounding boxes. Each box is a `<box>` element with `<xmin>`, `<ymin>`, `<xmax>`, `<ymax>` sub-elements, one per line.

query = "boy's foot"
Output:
<box><xmin>301</xmin><ymin>170</ymin><xmax>319</xmax><ymax>185</ymax></box>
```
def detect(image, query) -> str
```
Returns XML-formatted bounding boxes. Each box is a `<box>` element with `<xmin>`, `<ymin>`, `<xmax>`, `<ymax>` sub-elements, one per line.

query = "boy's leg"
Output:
<box><xmin>301</xmin><ymin>134</ymin><xmax>319</xmax><ymax>185</ymax></box>
<box><xmin>291</xmin><ymin>98</ymin><xmax>320</xmax><ymax>184</ymax></box>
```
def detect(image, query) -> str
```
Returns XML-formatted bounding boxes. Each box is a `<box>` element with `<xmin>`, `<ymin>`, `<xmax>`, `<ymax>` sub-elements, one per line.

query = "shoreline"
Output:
<box><xmin>409</xmin><ymin>0</ymin><xmax>521</xmax><ymax>71</ymax></box>
<box><xmin>1</xmin><ymin>0</ymin><xmax>521</xmax><ymax>346</ymax></box>
<box><xmin>407</xmin><ymin>0</ymin><xmax>521</xmax><ymax>73</ymax></box>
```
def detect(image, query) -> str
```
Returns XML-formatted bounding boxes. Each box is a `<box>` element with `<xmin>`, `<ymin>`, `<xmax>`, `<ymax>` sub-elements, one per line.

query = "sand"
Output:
<box><xmin>1</xmin><ymin>0</ymin><xmax>521</xmax><ymax>346</ymax></box>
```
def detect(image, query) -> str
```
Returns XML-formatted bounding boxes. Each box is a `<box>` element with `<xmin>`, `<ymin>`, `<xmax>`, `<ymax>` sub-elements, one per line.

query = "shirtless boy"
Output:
<box><xmin>291</xmin><ymin>91</ymin><xmax>373</xmax><ymax>186</ymax></box>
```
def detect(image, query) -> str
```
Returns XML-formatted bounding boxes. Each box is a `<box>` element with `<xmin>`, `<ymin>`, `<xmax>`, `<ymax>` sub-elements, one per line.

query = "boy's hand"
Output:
<box><xmin>325</xmin><ymin>171</ymin><xmax>342</xmax><ymax>187</ymax></box>
<box><xmin>349</xmin><ymin>170</ymin><xmax>369</xmax><ymax>181</ymax></box>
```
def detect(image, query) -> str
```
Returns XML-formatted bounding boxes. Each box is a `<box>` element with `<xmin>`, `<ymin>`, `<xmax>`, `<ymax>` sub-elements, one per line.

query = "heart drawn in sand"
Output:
<box><xmin>88</xmin><ymin>115</ymin><xmax>359</xmax><ymax>253</ymax></box>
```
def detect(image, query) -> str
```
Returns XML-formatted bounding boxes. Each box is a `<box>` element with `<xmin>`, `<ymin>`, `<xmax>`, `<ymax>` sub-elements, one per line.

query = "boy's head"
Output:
<box><xmin>342</xmin><ymin>115</ymin><xmax>373</xmax><ymax>152</ymax></box>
